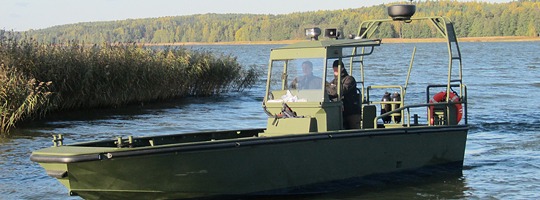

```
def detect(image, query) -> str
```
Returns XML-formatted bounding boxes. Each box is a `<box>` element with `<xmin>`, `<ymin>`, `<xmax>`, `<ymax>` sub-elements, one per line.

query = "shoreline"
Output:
<box><xmin>142</xmin><ymin>36</ymin><xmax>540</xmax><ymax>46</ymax></box>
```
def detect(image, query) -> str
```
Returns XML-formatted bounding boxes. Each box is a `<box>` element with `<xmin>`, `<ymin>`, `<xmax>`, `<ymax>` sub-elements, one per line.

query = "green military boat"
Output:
<box><xmin>31</xmin><ymin>5</ymin><xmax>468</xmax><ymax>200</ymax></box>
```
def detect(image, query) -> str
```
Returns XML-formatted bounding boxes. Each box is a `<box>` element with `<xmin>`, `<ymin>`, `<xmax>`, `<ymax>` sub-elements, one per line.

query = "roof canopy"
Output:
<box><xmin>270</xmin><ymin>39</ymin><xmax>381</xmax><ymax>60</ymax></box>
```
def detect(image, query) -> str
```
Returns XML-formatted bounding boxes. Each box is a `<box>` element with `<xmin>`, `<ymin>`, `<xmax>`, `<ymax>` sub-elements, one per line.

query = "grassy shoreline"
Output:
<box><xmin>0</xmin><ymin>38</ymin><xmax>259</xmax><ymax>135</ymax></box>
<box><xmin>142</xmin><ymin>36</ymin><xmax>540</xmax><ymax>46</ymax></box>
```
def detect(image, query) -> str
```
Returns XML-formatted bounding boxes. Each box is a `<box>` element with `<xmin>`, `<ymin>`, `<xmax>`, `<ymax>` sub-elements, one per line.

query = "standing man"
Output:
<box><xmin>327</xmin><ymin>60</ymin><xmax>361</xmax><ymax>129</ymax></box>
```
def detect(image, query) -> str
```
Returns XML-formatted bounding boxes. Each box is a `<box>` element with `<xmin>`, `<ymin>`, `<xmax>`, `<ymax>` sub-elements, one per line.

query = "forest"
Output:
<box><xmin>10</xmin><ymin>0</ymin><xmax>540</xmax><ymax>44</ymax></box>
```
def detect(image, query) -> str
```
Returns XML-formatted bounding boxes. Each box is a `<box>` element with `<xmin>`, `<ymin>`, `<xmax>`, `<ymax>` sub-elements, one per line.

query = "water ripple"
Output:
<box><xmin>3</xmin><ymin>42</ymin><xmax>540</xmax><ymax>200</ymax></box>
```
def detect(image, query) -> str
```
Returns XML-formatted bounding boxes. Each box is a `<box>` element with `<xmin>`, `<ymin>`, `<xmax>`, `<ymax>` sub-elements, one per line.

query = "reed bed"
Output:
<box><xmin>0</xmin><ymin>36</ymin><xmax>259</xmax><ymax>135</ymax></box>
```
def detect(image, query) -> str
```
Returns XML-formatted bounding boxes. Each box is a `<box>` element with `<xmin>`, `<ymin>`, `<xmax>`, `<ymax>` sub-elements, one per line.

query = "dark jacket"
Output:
<box><xmin>327</xmin><ymin>68</ymin><xmax>361</xmax><ymax>116</ymax></box>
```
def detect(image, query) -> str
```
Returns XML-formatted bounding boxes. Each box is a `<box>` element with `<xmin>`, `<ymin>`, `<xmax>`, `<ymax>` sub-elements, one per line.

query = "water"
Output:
<box><xmin>1</xmin><ymin>42</ymin><xmax>539</xmax><ymax>199</ymax></box>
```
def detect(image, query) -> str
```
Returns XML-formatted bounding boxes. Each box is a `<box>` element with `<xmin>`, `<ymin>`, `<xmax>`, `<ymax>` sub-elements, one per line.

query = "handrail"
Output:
<box><xmin>341</xmin><ymin>45</ymin><xmax>377</xmax><ymax>58</ymax></box>
<box><xmin>366</xmin><ymin>85</ymin><xmax>404</xmax><ymax>102</ymax></box>
<box><xmin>366</xmin><ymin>85</ymin><xmax>405</xmax><ymax>124</ymax></box>
<box><xmin>373</xmin><ymin>101</ymin><xmax>466</xmax><ymax>129</ymax></box>
<box><xmin>355</xmin><ymin>16</ymin><xmax>463</xmax><ymax>116</ymax></box>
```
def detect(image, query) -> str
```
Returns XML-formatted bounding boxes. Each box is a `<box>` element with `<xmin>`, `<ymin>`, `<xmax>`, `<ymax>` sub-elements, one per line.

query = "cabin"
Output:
<box><xmin>263</xmin><ymin>9</ymin><xmax>467</xmax><ymax>136</ymax></box>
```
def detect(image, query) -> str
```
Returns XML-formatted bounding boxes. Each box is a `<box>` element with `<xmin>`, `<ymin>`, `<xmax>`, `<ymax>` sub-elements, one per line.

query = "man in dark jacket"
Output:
<box><xmin>327</xmin><ymin>60</ymin><xmax>361</xmax><ymax>129</ymax></box>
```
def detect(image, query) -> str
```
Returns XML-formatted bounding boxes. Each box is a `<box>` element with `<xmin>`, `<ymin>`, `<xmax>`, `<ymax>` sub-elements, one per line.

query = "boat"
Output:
<box><xmin>31</xmin><ymin>4</ymin><xmax>468</xmax><ymax>200</ymax></box>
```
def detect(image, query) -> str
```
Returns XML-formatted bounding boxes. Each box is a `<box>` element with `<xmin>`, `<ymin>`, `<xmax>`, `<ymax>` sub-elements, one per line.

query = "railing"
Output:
<box><xmin>373</xmin><ymin>101</ymin><xmax>465</xmax><ymax>129</ymax></box>
<box><xmin>366</xmin><ymin>85</ymin><xmax>405</xmax><ymax>124</ymax></box>
<box><xmin>427</xmin><ymin>84</ymin><xmax>468</xmax><ymax>125</ymax></box>
<box><xmin>367</xmin><ymin>84</ymin><xmax>467</xmax><ymax>129</ymax></box>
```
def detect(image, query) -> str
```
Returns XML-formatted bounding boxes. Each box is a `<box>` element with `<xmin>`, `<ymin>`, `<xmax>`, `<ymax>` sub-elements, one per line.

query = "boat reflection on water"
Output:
<box><xmin>316</xmin><ymin>172</ymin><xmax>468</xmax><ymax>200</ymax></box>
<box><xmin>220</xmin><ymin>171</ymin><xmax>467</xmax><ymax>200</ymax></box>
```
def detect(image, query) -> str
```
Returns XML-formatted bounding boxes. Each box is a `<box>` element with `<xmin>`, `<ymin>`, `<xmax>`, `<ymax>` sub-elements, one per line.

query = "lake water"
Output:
<box><xmin>1</xmin><ymin>41</ymin><xmax>539</xmax><ymax>199</ymax></box>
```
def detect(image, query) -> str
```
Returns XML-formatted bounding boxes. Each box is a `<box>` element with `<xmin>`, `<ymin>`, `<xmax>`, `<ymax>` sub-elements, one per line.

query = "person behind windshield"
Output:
<box><xmin>290</xmin><ymin>61</ymin><xmax>322</xmax><ymax>90</ymax></box>
<box><xmin>327</xmin><ymin>60</ymin><xmax>361</xmax><ymax>129</ymax></box>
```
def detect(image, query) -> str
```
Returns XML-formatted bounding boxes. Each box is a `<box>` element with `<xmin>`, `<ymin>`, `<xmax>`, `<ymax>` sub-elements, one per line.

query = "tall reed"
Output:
<box><xmin>0</xmin><ymin>35</ymin><xmax>259</xmax><ymax>135</ymax></box>
<box><xmin>0</xmin><ymin>64</ymin><xmax>52</xmax><ymax>134</ymax></box>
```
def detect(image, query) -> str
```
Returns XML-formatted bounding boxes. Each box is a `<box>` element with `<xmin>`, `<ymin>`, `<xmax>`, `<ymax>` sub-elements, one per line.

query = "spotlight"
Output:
<box><xmin>305</xmin><ymin>28</ymin><xmax>322</xmax><ymax>40</ymax></box>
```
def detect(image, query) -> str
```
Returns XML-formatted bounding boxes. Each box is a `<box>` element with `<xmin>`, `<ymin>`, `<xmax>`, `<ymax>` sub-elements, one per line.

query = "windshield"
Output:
<box><xmin>267</xmin><ymin>58</ymin><xmax>328</xmax><ymax>103</ymax></box>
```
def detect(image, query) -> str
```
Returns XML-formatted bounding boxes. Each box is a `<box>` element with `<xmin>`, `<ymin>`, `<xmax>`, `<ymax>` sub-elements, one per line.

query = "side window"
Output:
<box><xmin>325</xmin><ymin>59</ymin><xmax>347</xmax><ymax>102</ymax></box>
<box><xmin>269</xmin><ymin>60</ymin><xmax>287</xmax><ymax>92</ymax></box>
<box><xmin>326</xmin><ymin>59</ymin><xmax>345</xmax><ymax>84</ymax></box>
<box><xmin>326</xmin><ymin>59</ymin><xmax>335</xmax><ymax>85</ymax></box>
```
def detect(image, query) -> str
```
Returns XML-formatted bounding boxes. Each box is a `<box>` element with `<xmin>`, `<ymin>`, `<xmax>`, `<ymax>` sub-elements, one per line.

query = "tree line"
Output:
<box><xmin>15</xmin><ymin>0</ymin><xmax>540</xmax><ymax>44</ymax></box>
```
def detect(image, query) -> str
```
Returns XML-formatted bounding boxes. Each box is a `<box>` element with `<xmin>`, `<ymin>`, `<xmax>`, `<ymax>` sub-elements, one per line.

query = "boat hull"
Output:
<box><xmin>32</xmin><ymin>126</ymin><xmax>468</xmax><ymax>199</ymax></box>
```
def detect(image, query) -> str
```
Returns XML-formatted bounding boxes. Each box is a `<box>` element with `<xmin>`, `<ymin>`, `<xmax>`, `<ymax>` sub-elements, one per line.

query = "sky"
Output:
<box><xmin>1</xmin><ymin>0</ymin><xmax>512</xmax><ymax>31</ymax></box>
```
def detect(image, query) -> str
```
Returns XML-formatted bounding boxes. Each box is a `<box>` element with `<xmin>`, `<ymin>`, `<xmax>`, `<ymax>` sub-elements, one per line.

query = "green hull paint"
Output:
<box><xmin>32</xmin><ymin>126</ymin><xmax>467</xmax><ymax>199</ymax></box>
